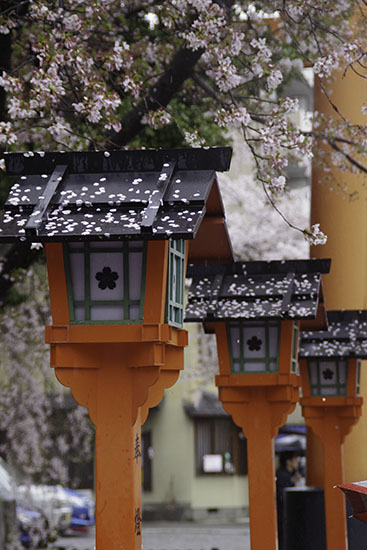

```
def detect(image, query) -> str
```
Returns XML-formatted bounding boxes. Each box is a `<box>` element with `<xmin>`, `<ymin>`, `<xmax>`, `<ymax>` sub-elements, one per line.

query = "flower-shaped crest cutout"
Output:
<box><xmin>322</xmin><ymin>368</ymin><xmax>334</xmax><ymax>381</ymax></box>
<box><xmin>247</xmin><ymin>335</ymin><xmax>262</xmax><ymax>351</ymax></box>
<box><xmin>96</xmin><ymin>266</ymin><xmax>119</xmax><ymax>290</ymax></box>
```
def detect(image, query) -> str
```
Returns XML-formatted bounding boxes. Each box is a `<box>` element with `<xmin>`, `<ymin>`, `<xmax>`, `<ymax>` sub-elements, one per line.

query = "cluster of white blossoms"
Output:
<box><xmin>184</xmin><ymin>130</ymin><xmax>205</xmax><ymax>147</ymax></box>
<box><xmin>216</xmin><ymin>107</ymin><xmax>251</xmax><ymax>128</ymax></box>
<box><xmin>0</xmin><ymin>263</ymin><xmax>94</xmax><ymax>483</ymax></box>
<box><xmin>141</xmin><ymin>108</ymin><xmax>172</xmax><ymax>130</ymax></box>
<box><xmin>303</xmin><ymin>224</ymin><xmax>328</xmax><ymax>246</ymax></box>
<box><xmin>0</xmin><ymin>122</ymin><xmax>17</xmax><ymax>145</ymax></box>
<box><xmin>269</xmin><ymin>175</ymin><xmax>286</xmax><ymax>194</ymax></box>
<box><xmin>313</xmin><ymin>54</ymin><xmax>340</xmax><ymax>78</ymax></box>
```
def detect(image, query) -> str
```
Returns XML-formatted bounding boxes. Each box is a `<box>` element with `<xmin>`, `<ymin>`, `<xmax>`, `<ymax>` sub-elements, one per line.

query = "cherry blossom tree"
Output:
<box><xmin>0</xmin><ymin>259</ymin><xmax>94</xmax><ymax>485</ymax></box>
<box><xmin>0</xmin><ymin>0</ymin><xmax>365</xmax><ymax>255</ymax></box>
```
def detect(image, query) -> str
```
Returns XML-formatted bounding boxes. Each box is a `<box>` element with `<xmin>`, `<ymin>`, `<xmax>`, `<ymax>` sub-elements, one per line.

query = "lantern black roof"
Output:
<box><xmin>185</xmin><ymin>259</ymin><xmax>331</xmax><ymax>322</ymax></box>
<box><xmin>299</xmin><ymin>310</ymin><xmax>367</xmax><ymax>358</ymax></box>
<box><xmin>0</xmin><ymin>147</ymin><xmax>232</xmax><ymax>243</ymax></box>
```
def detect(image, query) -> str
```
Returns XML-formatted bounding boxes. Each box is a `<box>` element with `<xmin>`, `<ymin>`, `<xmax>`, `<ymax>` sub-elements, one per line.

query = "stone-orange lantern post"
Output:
<box><xmin>185</xmin><ymin>259</ymin><xmax>330</xmax><ymax>550</ymax></box>
<box><xmin>0</xmin><ymin>147</ymin><xmax>232</xmax><ymax>550</ymax></box>
<box><xmin>299</xmin><ymin>310</ymin><xmax>367</xmax><ymax>550</ymax></box>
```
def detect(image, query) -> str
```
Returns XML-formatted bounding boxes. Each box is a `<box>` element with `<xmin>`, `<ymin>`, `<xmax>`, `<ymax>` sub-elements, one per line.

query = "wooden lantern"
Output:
<box><xmin>185</xmin><ymin>258</ymin><xmax>330</xmax><ymax>550</ymax></box>
<box><xmin>0</xmin><ymin>147</ymin><xmax>233</xmax><ymax>550</ymax></box>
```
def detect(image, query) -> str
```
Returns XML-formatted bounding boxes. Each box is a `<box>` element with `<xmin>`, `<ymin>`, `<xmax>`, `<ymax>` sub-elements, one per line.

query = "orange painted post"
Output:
<box><xmin>51</xmin><ymin>339</ymin><xmax>185</xmax><ymax>550</ymax></box>
<box><xmin>218</xmin><ymin>383</ymin><xmax>299</xmax><ymax>550</ymax></box>
<box><xmin>93</xmin><ymin>366</ymin><xmax>143</xmax><ymax>549</ymax></box>
<box><xmin>246</xmin><ymin>421</ymin><xmax>277</xmax><ymax>550</ymax></box>
<box><xmin>50</xmin><ymin>338</ymin><xmax>187</xmax><ymax>549</ymax></box>
<box><xmin>301</xmin><ymin>403</ymin><xmax>361</xmax><ymax>550</ymax></box>
<box><xmin>299</xmin><ymin>353</ymin><xmax>363</xmax><ymax>550</ymax></box>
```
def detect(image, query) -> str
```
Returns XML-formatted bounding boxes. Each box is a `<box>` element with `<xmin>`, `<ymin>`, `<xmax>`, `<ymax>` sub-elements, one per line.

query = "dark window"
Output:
<box><xmin>142</xmin><ymin>431</ymin><xmax>153</xmax><ymax>492</ymax></box>
<box><xmin>195</xmin><ymin>418</ymin><xmax>247</xmax><ymax>475</ymax></box>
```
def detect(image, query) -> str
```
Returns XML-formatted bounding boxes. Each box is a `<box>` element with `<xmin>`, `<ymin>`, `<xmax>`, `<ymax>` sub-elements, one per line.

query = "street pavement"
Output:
<box><xmin>52</xmin><ymin>521</ymin><xmax>251</xmax><ymax>550</ymax></box>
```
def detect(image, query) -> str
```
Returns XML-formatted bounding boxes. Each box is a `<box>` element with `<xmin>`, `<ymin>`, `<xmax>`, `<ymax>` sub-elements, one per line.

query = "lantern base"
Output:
<box><xmin>301</xmin><ymin>398</ymin><xmax>362</xmax><ymax>550</ymax></box>
<box><xmin>52</xmin><ymin>336</ymin><xmax>186</xmax><ymax>550</ymax></box>
<box><xmin>217</xmin><ymin>382</ymin><xmax>300</xmax><ymax>550</ymax></box>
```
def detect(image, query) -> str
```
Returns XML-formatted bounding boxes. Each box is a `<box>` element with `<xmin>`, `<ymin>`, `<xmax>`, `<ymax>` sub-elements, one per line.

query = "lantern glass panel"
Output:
<box><xmin>69</xmin><ymin>251</ymin><xmax>84</xmax><ymax>301</ymax></box>
<box><xmin>269</xmin><ymin>325</ymin><xmax>279</xmax><ymax>357</ymax></box>
<box><xmin>307</xmin><ymin>359</ymin><xmax>348</xmax><ymax>396</ymax></box>
<box><xmin>64</xmin><ymin>240</ymin><xmax>146</xmax><ymax>324</ymax></box>
<box><xmin>129</xmin><ymin>244</ymin><xmax>144</xmax><ymax>300</ymax></box>
<box><xmin>230</xmin><ymin>326</ymin><xmax>240</xmax><ymax>360</ymax></box>
<box><xmin>269</xmin><ymin>360</ymin><xmax>278</xmax><ymax>372</ymax></box>
<box><xmin>227</xmin><ymin>320</ymin><xmax>281</xmax><ymax>374</ymax></box>
<box><xmin>90</xmin><ymin>304</ymin><xmax>125</xmax><ymax>321</ymax></box>
<box><xmin>129</xmin><ymin>304</ymin><xmax>140</xmax><ymax>320</ymax></box>
<box><xmin>74</xmin><ymin>305</ymin><xmax>84</xmax><ymax>321</ymax></box>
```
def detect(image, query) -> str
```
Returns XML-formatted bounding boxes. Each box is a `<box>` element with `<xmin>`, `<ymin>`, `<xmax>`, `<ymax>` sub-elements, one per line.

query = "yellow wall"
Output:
<box><xmin>311</xmin><ymin>64</ymin><xmax>367</xmax><ymax>481</ymax></box>
<box><xmin>191</xmin><ymin>475</ymin><xmax>248</xmax><ymax>509</ymax></box>
<box><xmin>142</xmin><ymin>380</ymin><xmax>249</xmax><ymax>512</ymax></box>
<box><xmin>143</xmin><ymin>382</ymin><xmax>194</xmax><ymax>506</ymax></box>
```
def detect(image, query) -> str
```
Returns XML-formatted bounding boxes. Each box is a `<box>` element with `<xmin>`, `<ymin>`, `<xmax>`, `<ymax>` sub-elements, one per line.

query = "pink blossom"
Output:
<box><xmin>303</xmin><ymin>224</ymin><xmax>328</xmax><ymax>246</ymax></box>
<box><xmin>184</xmin><ymin>130</ymin><xmax>205</xmax><ymax>147</ymax></box>
<box><xmin>267</xmin><ymin>69</ymin><xmax>283</xmax><ymax>90</ymax></box>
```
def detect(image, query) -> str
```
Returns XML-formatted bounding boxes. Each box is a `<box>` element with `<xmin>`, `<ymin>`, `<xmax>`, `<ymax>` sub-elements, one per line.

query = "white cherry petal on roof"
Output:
<box><xmin>185</xmin><ymin>259</ymin><xmax>330</xmax><ymax>322</ymax></box>
<box><xmin>0</xmin><ymin>148</ymin><xmax>232</xmax><ymax>243</ymax></box>
<box><xmin>299</xmin><ymin>310</ymin><xmax>367</xmax><ymax>359</ymax></box>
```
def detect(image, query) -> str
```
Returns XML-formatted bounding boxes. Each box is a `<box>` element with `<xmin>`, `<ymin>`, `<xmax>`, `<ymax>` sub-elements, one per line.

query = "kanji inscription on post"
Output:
<box><xmin>134</xmin><ymin>507</ymin><xmax>142</xmax><ymax>536</ymax></box>
<box><xmin>134</xmin><ymin>434</ymin><xmax>142</xmax><ymax>463</ymax></box>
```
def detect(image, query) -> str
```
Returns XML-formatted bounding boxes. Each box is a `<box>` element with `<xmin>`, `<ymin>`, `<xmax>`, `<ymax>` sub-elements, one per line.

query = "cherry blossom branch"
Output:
<box><xmin>109</xmin><ymin>45</ymin><xmax>205</xmax><ymax>146</ymax></box>
<box><xmin>327</xmin><ymin>138</ymin><xmax>367</xmax><ymax>174</ymax></box>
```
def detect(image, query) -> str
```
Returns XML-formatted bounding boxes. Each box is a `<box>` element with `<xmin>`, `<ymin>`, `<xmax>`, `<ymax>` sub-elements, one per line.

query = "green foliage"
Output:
<box><xmin>130</xmin><ymin>93</ymin><xmax>231</xmax><ymax>149</ymax></box>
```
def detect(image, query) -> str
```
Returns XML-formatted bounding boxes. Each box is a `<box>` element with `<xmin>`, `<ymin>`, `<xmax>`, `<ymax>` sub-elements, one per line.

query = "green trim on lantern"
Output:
<box><xmin>63</xmin><ymin>240</ymin><xmax>147</xmax><ymax>324</ymax></box>
<box><xmin>307</xmin><ymin>358</ymin><xmax>348</xmax><ymax>397</ymax></box>
<box><xmin>226</xmin><ymin>320</ymin><xmax>281</xmax><ymax>374</ymax></box>
<box><xmin>356</xmin><ymin>359</ymin><xmax>361</xmax><ymax>395</ymax></box>
<box><xmin>165</xmin><ymin>239</ymin><xmax>186</xmax><ymax>328</ymax></box>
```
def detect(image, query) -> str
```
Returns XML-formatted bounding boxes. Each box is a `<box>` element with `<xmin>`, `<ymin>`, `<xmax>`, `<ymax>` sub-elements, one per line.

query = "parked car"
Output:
<box><xmin>0</xmin><ymin>458</ymin><xmax>56</xmax><ymax>548</ymax></box>
<box><xmin>17</xmin><ymin>503</ymin><xmax>55</xmax><ymax>549</ymax></box>
<box><xmin>57</xmin><ymin>488</ymin><xmax>95</xmax><ymax>533</ymax></box>
<box><xmin>17</xmin><ymin>483</ymin><xmax>75</xmax><ymax>535</ymax></box>
<box><xmin>19</xmin><ymin>485</ymin><xmax>95</xmax><ymax>535</ymax></box>
<box><xmin>0</xmin><ymin>458</ymin><xmax>95</xmax><ymax>538</ymax></box>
